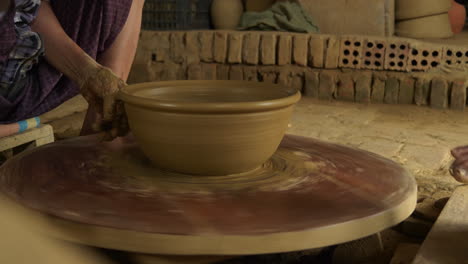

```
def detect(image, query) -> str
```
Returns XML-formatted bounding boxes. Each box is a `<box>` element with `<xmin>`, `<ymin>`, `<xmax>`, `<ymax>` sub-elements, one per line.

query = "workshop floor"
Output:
<box><xmin>288</xmin><ymin>98</ymin><xmax>467</xmax><ymax>199</ymax></box>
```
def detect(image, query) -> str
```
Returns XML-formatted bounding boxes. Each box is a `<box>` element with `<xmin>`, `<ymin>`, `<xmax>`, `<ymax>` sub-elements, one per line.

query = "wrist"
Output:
<box><xmin>67</xmin><ymin>52</ymin><xmax>101</xmax><ymax>88</ymax></box>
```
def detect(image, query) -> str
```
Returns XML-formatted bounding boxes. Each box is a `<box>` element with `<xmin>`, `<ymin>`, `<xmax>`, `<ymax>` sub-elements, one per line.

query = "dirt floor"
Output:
<box><xmin>288</xmin><ymin>98</ymin><xmax>467</xmax><ymax>199</ymax></box>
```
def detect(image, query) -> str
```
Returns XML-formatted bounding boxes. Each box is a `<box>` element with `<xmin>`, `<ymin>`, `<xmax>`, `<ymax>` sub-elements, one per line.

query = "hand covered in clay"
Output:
<box><xmin>449</xmin><ymin>145</ymin><xmax>468</xmax><ymax>183</ymax></box>
<box><xmin>79</xmin><ymin>64</ymin><xmax>129</xmax><ymax>140</ymax></box>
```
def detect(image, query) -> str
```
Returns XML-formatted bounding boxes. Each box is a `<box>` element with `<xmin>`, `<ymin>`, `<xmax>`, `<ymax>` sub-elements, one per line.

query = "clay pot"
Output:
<box><xmin>119</xmin><ymin>80</ymin><xmax>301</xmax><ymax>176</ymax></box>
<box><xmin>448</xmin><ymin>0</ymin><xmax>466</xmax><ymax>34</ymax></box>
<box><xmin>244</xmin><ymin>0</ymin><xmax>275</xmax><ymax>12</ymax></box>
<box><xmin>211</xmin><ymin>0</ymin><xmax>244</xmax><ymax>29</ymax></box>
<box><xmin>396</xmin><ymin>0</ymin><xmax>452</xmax><ymax>20</ymax></box>
<box><xmin>396</xmin><ymin>13</ymin><xmax>454</xmax><ymax>38</ymax></box>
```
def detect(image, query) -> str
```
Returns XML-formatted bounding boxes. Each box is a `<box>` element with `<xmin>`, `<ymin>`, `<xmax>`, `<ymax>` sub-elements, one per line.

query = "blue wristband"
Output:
<box><xmin>18</xmin><ymin>120</ymin><xmax>28</xmax><ymax>133</ymax></box>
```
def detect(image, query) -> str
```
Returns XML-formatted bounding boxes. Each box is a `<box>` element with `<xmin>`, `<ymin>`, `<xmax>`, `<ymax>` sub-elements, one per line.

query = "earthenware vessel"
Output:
<box><xmin>211</xmin><ymin>0</ymin><xmax>244</xmax><ymax>29</ymax></box>
<box><xmin>396</xmin><ymin>13</ymin><xmax>453</xmax><ymax>38</ymax></box>
<box><xmin>396</xmin><ymin>0</ymin><xmax>451</xmax><ymax>20</ymax></box>
<box><xmin>119</xmin><ymin>80</ymin><xmax>301</xmax><ymax>176</ymax></box>
<box><xmin>244</xmin><ymin>0</ymin><xmax>275</xmax><ymax>12</ymax></box>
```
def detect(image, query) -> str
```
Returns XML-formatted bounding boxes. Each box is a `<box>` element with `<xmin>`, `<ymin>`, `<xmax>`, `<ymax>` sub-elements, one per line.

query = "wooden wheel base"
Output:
<box><xmin>0</xmin><ymin>134</ymin><xmax>417</xmax><ymax>255</ymax></box>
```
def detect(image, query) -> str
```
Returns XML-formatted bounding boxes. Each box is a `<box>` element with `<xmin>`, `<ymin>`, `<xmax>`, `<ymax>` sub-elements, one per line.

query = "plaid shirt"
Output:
<box><xmin>0</xmin><ymin>0</ymin><xmax>43</xmax><ymax>91</ymax></box>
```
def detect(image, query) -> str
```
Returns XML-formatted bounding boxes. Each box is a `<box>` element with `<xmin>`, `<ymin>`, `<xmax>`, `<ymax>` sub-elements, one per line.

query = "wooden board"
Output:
<box><xmin>413</xmin><ymin>185</ymin><xmax>468</xmax><ymax>264</ymax></box>
<box><xmin>0</xmin><ymin>134</ymin><xmax>417</xmax><ymax>255</ymax></box>
<box><xmin>0</xmin><ymin>124</ymin><xmax>54</xmax><ymax>152</ymax></box>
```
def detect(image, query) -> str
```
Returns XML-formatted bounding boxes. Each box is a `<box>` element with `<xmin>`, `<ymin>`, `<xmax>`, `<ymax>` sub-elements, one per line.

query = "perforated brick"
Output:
<box><xmin>339</xmin><ymin>37</ymin><xmax>363</xmax><ymax>69</ymax></box>
<box><xmin>442</xmin><ymin>46</ymin><xmax>468</xmax><ymax>66</ymax></box>
<box><xmin>407</xmin><ymin>45</ymin><xmax>442</xmax><ymax>72</ymax></box>
<box><xmin>384</xmin><ymin>40</ymin><xmax>410</xmax><ymax>71</ymax></box>
<box><xmin>362</xmin><ymin>39</ymin><xmax>386</xmax><ymax>70</ymax></box>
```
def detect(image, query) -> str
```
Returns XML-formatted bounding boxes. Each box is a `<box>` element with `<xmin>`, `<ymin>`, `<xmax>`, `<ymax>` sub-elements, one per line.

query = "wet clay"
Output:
<box><xmin>0</xmin><ymin>134</ymin><xmax>416</xmax><ymax>255</ymax></box>
<box><xmin>119</xmin><ymin>80</ymin><xmax>301</xmax><ymax>176</ymax></box>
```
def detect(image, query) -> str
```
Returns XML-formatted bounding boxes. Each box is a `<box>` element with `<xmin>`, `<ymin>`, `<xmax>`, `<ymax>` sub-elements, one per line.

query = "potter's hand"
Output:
<box><xmin>79</xmin><ymin>65</ymin><xmax>129</xmax><ymax>140</ymax></box>
<box><xmin>449</xmin><ymin>145</ymin><xmax>468</xmax><ymax>183</ymax></box>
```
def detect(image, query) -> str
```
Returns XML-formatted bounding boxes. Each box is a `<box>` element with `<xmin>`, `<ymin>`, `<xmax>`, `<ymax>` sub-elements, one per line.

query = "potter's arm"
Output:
<box><xmin>31</xmin><ymin>1</ymin><xmax>99</xmax><ymax>87</ymax></box>
<box><xmin>31</xmin><ymin>1</ymin><xmax>126</xmax><ymax>138</ymax></box>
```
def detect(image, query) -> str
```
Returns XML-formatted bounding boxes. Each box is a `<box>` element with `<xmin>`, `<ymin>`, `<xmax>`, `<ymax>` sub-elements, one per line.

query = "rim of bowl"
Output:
<box><xmin>119</xmin><ymin>80</ymin><xmax>302</xmax><ymax>113</ymax></box>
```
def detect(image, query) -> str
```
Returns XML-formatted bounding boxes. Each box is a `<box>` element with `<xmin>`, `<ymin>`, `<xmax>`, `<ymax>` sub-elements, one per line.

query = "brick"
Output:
<box><xmin>187</xmin><ymin>64</ymin><xmax>202</xmax><ymax>80</ymax></box>
<box><xmin>243</xmin><ymin>33</ymin><xmax>260</xmax><ymax>65</ymax></box>
<box><xmin>201</xmin><ymin>63</ymin><xmax>217</xmax><ymax>80</ymax></box>
<box><xmin>355</xmin><ymin>72</ymin><xmax>372</xmax><ymax>103</ymax></box>
<box><xmin>170</xmin><ymin>32</ymin><xmax>185</xmax><ymax>64</ymax></box>
<box><xmin>304</xmin><ymin>70</ymin><xmax>320</xmax><ymax>97</ymax></box>
<box><xmin>293</xmin><ymin>34</ymin><xmax>309</xmax><ymax>66</ymax></box>
<box><xmin>149</xmin><ymin>62</ymin><xmax>165</xmax><ymax>81</ymax></box>
<box><xmin>227</xmin><ymin>33</ymin><xmax>243</xmax><ymax>64</ymax></box>
<box><xmin>371</xmin><ymin>77</ymin><xmax>386</xmax><ymax>103</ymax></box>
<box><xmin>450</xmin><ymin>80</ymin><xmax>467</xmax><ymax>111</ymax></box>
<box><xmin>152</xmin><ymin>32</ymin><xmax>170</xmax><ymax>62</ymax></box>
<box><xmin>362</xmin><ymin>38</ymin><xmax>386</xmax><ymax>70</ymax></box>
<box><xmin>213</xmin><ymin>32</ymin><xmax>228</xmax><ymax>63</ymax></box>
<box><xmin>442</xmin><ymin>46</ymin><xmax>468</xmax><ymax>66</ymax></box>
<box><xmin>414</xmin><ymin>78</ymin><xmax>431</xmax><ymax>106</ymax></box>
<box><xmin>277</xmin><ymin>68</ymin><xmax>291</xmax><ymax>86</ymax></box>
<box><xmin>384</xmin><ymin>77</ymin><xmax>400</xmax><ymax>104</ymax></box>
<box><xmin>337</xmin><ymin>73</ymin><xmax>355</xmax><ymax>101</ymax></box>
<box><xmin>185</xmin><ymin>31</ymin><xmax>200</xmax><ymax>64</ymax></box>
<box><xmin>339</xmin><ymin>37</ymin><xmax>363</xmax><ymax>69</ymax></box>
<box><xmin>260</xmin><ymin>34</ymin><xmax>277</xmax><ymax>65</ymax></box>
<box><xmin>308</xmin><ymin>37</ymin><xmax>325</xmax><ymax>68</ymax></box>
<box><xmin>291</xmin><ymin>75</ymin><xmax>304</xmax><ymax>92</ymax></box>
<box><xmin>278</xmin><ymin>35</ymin><xmax>292</xmax><ymax>65</ymax></box>
<box><xmin>229</xmin><ymin>65</ymin><xmax>243</xmax><ymax>80</ymax></box>
<box><xmin>407</xmin><ymin>45</ymin><xmax>443</xmax><ymax>72</ymax></box>
<box><xmin>325</xmin><ymin>36</ymin><xmax>340</xmax><ymax>68</ymax></box>
<box><xmin>431</xmin><ymin>78</ymin><xmax>449</xmax><ymax>109</ymax></box>
<box><xmin>199</xmin><ymin>32</ymin><xmax>214</xmax><ymax>62</ymax></box>
<box><xmin>259</xmin><ymin>68</ymin><xmax>277</xmax><ymax>83</ymax></box>
<box><xmin>243</xmin><ymin>66</ymin><xmax>258</xmax><ymax>81</ymax></box>
<box><xmin>161</xmin><ymin>62</ymin><xmax>182</xmax><ymax>81</ymax></box>
<box><xmin>384</xmin><ymin>39</ymin><xmax>410</xmax><ymax>72</ymax></box>
<box><xmin>399</xmin><ymin>78</ymin><xmax>415</xmax><ymax>104</ymax></box>
<box><xmin>319</xmin><ymin>71</ymin><xmax>337</xmax><ymax>100</ymax></box>
<box><xmin>216</xmin><ymin>64</ymin><xmax>230</xmax><ymax>80</ymax></box>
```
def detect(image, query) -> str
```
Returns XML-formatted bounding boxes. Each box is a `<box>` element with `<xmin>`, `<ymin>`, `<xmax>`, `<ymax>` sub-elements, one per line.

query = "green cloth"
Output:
<box><xmin>238</xmin><ymin>1</ymin><xmax>319</xmax><ymax>33</ymax></box>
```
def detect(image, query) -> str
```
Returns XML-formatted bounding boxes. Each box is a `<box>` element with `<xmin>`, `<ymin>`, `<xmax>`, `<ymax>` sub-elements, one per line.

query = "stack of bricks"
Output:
<box><xmin>127</xmin><ymin>30</ymin><xmax>468</xmax><ymax>110</ymax></box>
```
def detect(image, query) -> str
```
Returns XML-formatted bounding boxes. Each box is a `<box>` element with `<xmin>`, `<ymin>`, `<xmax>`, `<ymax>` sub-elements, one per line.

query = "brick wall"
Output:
<box><xmin>128</xmin><ymin>30</ymin><xmax>468</xmax><ymax>110</ymax></box>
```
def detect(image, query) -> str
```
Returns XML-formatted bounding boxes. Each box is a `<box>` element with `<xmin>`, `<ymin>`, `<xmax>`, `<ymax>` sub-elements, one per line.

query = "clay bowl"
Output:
<box><xmin>119</xmin><ymin>80</ymin><xmax>301</xmax><ymax>176</ymax></box>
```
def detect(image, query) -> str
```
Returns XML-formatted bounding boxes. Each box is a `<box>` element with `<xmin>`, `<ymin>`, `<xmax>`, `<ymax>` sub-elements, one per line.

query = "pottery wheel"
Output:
<box><xmin>0</xmin><ymin>135</ymin><xmax>416</xmax><ymax>255</ymax></box>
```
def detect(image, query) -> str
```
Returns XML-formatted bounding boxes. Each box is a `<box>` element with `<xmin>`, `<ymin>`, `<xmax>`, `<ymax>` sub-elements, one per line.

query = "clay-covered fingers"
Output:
<box><xmin>450</xmin><ymin>158</ymin><xmax>468</xmax><ymax>183</ymax></box>
<box><xmin>449</xmin><ymin>145</ymin><xmax>468</xmax><ymax>183</ymax></box>
<box><xmin>451</xmin><ymin>145</ymin><xmax>468</xmax><ymax>159</ymax></box>
<box><xmin>106</xmin><ymin>100</ymin><xmax>129</xmax><ymax>139</ymax></box>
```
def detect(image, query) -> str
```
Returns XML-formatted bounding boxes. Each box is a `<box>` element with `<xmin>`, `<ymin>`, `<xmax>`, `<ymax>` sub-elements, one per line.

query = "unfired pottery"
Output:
<box><xmin>0</xmin><ymin>134</ymin><xmax>417</xmax><ymax>255</ymax></box>
<box><xmin>119</xmin><ymin>80</ymin><xmax>301</xmax><ymax>175</ymax></box>
<box><xmin>396</xmin><ymin>13</ymin><xmax>454</xmax><ymax>38</ymax></box>
<box><xmin>396</xmin><ymin>0</ymin><xmax>451</xmax><ymax>20</ymax></box>
<box><xmin>244</xmin><ymin>0</ymin><xmax>275</xmax><ymax>12</ymax></box>
<box><xmin>211</xmin><ymin>0</ymin><xmax>244</xmax><ymax>29</ymax></box>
